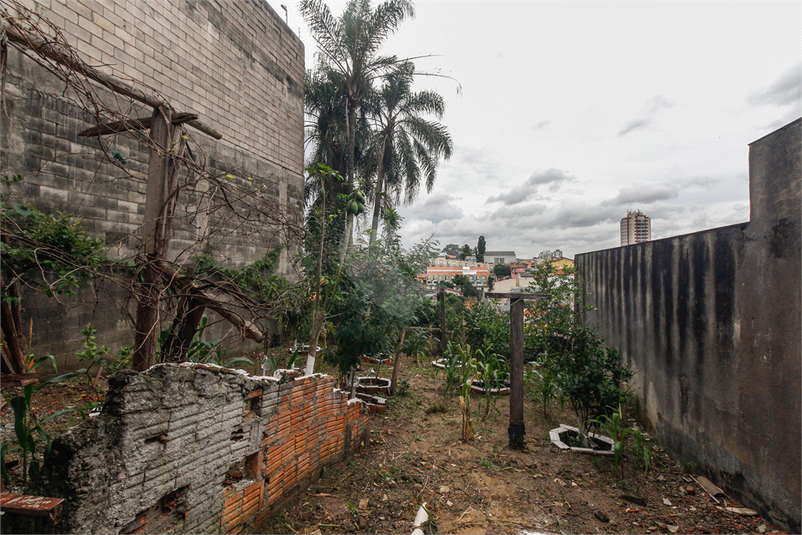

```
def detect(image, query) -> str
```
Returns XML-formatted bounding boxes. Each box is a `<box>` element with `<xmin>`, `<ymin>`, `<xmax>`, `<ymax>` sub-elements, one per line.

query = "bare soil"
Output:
<box><xmin>1</xmin><ymin>358</ymin><xmax>785</xmax><ymax>535</ymax></box>
<box><xmin>259</xmin><ymin>360</ymin><xmax>783</xmax><ymax>535</ymax></box>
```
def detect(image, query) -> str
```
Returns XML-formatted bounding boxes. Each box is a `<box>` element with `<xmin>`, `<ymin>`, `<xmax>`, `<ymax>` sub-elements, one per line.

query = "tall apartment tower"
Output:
<box><xmin>620</xmin><ymin>210</ymin><xmax>651</xmax><ymax>245</ymax></box>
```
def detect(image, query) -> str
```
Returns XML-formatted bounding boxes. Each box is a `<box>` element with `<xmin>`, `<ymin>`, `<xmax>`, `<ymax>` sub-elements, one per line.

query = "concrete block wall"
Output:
<box><xmin>32</xmin><ymin>364</ymin><xmax>369</xmax><ymax>534</ymax></box>
<box><xmin>1</xmin><ymin>0</ymin><xmax>305</xmax><ymax>361</ymax></box>
<box><xmin>575</xmin><ymin>118</ymin><xmax>801</xmax><ymax>532</ymax></box>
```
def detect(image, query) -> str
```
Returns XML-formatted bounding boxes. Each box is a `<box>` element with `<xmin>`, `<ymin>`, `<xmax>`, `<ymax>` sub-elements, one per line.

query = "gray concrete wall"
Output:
<box><xmin>1</xmin><ymin>0</ymin><xmax>305</xmax><ymax>364</ymax></box>
<box><xmin>576</xmin><ymin>118</ymin><xmax>801</xmax><ymax>532</ymax></box>
<box><xmin>28</xmin><ymin>365</ymin><xmax>369</xmax><ymax>534</ymax></box>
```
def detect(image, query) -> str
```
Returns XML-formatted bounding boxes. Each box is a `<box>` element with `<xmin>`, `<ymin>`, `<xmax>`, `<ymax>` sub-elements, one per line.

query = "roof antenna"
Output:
<box><xmin>280</xmin><ymin>4</ymin><xmax>288</xmax><ymax>24</ymax></box>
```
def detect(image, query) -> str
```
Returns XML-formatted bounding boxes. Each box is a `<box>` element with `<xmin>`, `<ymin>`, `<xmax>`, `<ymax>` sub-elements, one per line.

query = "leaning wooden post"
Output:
<box><xmin>486</xmin><ymin>292</ymin><xmax>551</xmax><ymax>449</ymax></box>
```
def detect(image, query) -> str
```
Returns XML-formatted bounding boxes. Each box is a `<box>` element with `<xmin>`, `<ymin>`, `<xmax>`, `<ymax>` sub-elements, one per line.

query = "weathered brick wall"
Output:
<box><xmin>32</xmin><ymin>365</ymin><xmax>369</xmax><ymax>534</ymax></box>
<box><xmin>1</xmin><ymin>0</ymin><xmax>305</xmax><ymax>362</ymax></box>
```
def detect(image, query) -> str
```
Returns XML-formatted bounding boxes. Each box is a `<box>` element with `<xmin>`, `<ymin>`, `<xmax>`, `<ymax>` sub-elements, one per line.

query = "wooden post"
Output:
<box><xmin>508</xmin><ymin>298</ymin><xmax>525</xmax><ymax>448</ymax></box>
<box><xmin>486</xmin><ymin>292</ymin><xmax>551</xmax><ymax>449</ymax></box>
<box><xmin>132</xmin><ymin>107</ymin><xmax>180</xmax><ymax>371</ymax></box>
<box><xmin>439</xmin><ymin>287</ymin><xmax>447</xmax><ymax>356</ymax></box>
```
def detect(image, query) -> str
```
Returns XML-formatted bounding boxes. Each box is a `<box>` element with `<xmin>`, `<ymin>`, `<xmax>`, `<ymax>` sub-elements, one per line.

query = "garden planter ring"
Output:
<box><xmin>549</xmin><ymin>423</ymin><xmax>615</xmax><ymax>455</ymax></box>
<box><xmin>356</xmin><ymin>376</ymin><xmax>391</xmax><ymax>396</ymax></box>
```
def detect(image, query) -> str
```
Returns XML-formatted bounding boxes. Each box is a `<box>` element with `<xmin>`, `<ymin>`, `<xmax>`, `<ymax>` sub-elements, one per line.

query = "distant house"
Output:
<box><xmin>485</xmin><ymin>251</ymin><xmax>517</xmax><ymax>264</ymax></box>
<box><xmin>550</xmin><ymin>257</ymin><xmax>575</xmax><ymax>270</ymax></box>
<box><xmin>423</xmin><ymin>254</ymin><xmax>493</xmax><ymax>291</ymax></box>
<box><xmin>486</xmin><ymin>275</ymin><xmax>534</xmax><ymax>295</ymax></box>
<box><xmin>509</xmin><ymin>263</ymin><xmax>526</xmax><ymax>279</ymax></box>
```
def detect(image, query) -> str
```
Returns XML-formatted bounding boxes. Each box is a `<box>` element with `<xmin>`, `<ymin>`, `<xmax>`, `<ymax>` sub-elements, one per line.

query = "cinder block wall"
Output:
<box><xmin>31</xmin><ymin>365</ymin><xmax>369</xmax><ymax>534</ymax></box>
<box><xmin>1</xmin><ymin>0</ymin><xmax>304</xmax><ymax>364</ymax></box>
<box><xmin>575</xmin><ymin>119</ymin><xmax>801</xmax><ymax>532</ymax></box>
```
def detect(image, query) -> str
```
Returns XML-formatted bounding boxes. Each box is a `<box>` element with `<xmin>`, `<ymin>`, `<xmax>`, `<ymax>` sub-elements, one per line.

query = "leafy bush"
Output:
<box><xmin>545</xmin><ymin>326</ymin><xmax>632</xmax><ymax>442</ymax></box>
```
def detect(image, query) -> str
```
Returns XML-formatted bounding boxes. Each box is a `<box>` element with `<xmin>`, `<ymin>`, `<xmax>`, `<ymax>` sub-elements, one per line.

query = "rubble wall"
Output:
<box><xmin>575</xmin><ymin>119</ymin><xmax>801</xmax><ymax>532</ymax></box>
<box><xmin>32</xmin><ymin>365</ymin><xmax>369</xmax><ymax>534</ymax></box>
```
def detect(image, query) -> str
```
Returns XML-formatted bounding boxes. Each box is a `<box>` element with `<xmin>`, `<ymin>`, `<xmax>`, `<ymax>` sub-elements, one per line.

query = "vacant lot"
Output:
<box><xmin>260</xmin><ymin>361</ymin><xmax>781</xmax><ymax>535</ymax></box>
<box><xmin>1</xmin><ymin>359</ymin><xmax>782</xmax><ymax>534</ymax></box>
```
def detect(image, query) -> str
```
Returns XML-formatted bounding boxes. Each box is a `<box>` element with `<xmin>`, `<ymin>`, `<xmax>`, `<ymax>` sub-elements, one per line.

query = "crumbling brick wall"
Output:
<box><xmin>31</xmin><ymin>365</ymin><xmax>369</xmax><ymax>534</ymax></box>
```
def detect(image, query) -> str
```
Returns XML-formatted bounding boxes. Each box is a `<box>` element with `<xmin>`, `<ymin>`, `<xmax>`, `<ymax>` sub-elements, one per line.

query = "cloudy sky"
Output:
<box><xmin>286</xmin><ymin>1</ymin><xmax>801</xmax><ymax>259</ymax></box>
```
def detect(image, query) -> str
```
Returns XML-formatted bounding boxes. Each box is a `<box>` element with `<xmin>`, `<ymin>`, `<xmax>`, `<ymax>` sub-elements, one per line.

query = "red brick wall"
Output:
<box><xmin>32</xmin><ymin>365</ymin><xmax>370</xmax><ymax>534</ymax></box>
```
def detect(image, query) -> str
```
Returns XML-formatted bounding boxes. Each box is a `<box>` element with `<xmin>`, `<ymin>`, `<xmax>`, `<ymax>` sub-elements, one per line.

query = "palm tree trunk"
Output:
<box><xmin>306</xmin><ymin>192</ymin><xmax>328</xmax><ymax>375</ymax></box>
<box><xmin>369</xmin><ymin>137</ymin><xmax>387</xmax><ymax>246</ymax></box>
<box><xmin>339</xmin><ymin>98</ymin><xmax>358</xmax><ymax>265</ymax></box>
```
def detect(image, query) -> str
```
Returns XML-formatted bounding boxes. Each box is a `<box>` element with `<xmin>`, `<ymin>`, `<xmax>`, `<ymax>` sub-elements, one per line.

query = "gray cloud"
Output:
<box><xmin>604</xmin><ymin>185</ymin><xmax>679</xmax><ymax>206</ymax></box>
<box><xmin>618</xmin><ymin>118</ymin><xmax>651</xmax><ymax>137</ymax></box>
<box><xmin>618</xmin><ymin>95</ymin><xmax>675</xmax><ymax>136</ymax></box>
<box><xmin>747</xmin><ymin>63</ymin><xmax>802</xmax><ymax>107</ymax></box>
<box><xmin>402</xmin><ymin>193</ymin><xmax>464</xmax><ymax>224</ymax></box>
<box><xmin>486</xmin><ymin>168</ymin><xmax>576</xmax><ymax>206</ymax></box>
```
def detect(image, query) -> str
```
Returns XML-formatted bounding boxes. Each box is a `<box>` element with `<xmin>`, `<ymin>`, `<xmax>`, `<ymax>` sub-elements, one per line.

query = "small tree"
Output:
<box><xmin>476</xmin><ymin>236</ymin><xmax>486</xmax><ymax>262</ymax></box>
<box><xmin>441</xmin><ymin>243</ymin><xmax>461</xmax><ymax>257</ymax></box>
<box><xmin>547</xmin><ymin>326</ymin><xmax>632</xmax><ymax>445</ymax></box>
<box><xmin>493</xmin><ymin>263</ymin><xmax>511</xmax><ymax>279</ymax></box>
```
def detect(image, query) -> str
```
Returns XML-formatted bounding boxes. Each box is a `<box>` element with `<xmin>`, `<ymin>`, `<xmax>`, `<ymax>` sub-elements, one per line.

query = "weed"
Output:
<box><xmin>480</xmin><ymin>459</ymin><xmax>499</xmax><ymax>469</ymax></box>
<box><xmin>7</xmin><ymin>370</ymin><xmax>84</xmax><ymax>483</ymax></box>
<box><xmin>394</xmin><ymin>379</ymin><xmax>412</xmax><ymax>397</ymax></box>
<box><xmin>632</xmin><ymin>427</ymin><xmax>652</xmax><ymax>473</ymax></box>
<box><xmin>588</xmin><ymin>404</ymin><xmax>630</xmax><ymax>475</ymax></box>
<box><xmin>526</xmin><ymin>364</ymin><xmax>563</xmax><ymax>418</ymax></box>
<box><xmin>76</xmin><ymin>325</ymin><xmax>132</xmax><ymax>398</ymax></box>
<box><xmin>474</xmin><ymin>348</ymin><xmax>508</xmax><ymax>419</ymax></box>
<box><xmin>425</xmin><ymin>401</ymin><xmax>448</xmax><ymax>414</ymax></box>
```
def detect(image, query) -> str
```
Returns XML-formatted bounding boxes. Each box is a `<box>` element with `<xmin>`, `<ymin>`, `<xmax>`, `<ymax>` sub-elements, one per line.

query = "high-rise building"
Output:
<box><xmin>620</xmin><ymin>210</ymin><xmax>651</xmax><ymax>245</ymax></box>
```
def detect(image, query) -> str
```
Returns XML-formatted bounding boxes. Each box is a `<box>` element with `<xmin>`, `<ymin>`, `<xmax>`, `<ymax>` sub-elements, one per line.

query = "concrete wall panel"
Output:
<box><xmin>576</xmin><ymin>119</ymin><xmax>801</xmax><ymax>531</ymax></box>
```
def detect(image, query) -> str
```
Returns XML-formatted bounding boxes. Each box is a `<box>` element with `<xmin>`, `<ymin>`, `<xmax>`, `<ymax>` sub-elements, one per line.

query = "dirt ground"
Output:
<box><xmin>1</xmin><ymin>358</ymin><xmax>785</xmax><ymax>535</ymax></box>
<box><xmin>259</xmin><ymin>360</ymin><xmax>782</xmax><ymax>535</ymax></box>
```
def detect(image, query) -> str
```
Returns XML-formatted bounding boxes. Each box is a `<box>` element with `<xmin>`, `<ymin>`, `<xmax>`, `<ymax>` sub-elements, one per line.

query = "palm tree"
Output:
<box><xmin>303</xmin><ymin>68</ymin><xmax>371</xmax><ymax>209</ymax></box>
<box><xmin>366</xmin><ymin>61</ymin><xmax>453</xmax><ymax>243</ymax></box>
<box><xmin>299</xmin><ymin>0</ymin><xmax>414</xmax><ymax>264</ymax></box>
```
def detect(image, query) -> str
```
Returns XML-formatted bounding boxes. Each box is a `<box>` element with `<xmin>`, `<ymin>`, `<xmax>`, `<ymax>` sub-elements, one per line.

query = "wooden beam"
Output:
<box><xmin>485</xmin><ymin>292</ymin><xmax>551</xmax><ymax>300</ymax></box>
<box><xmin>78</xmin><ymin>112</ymin><xmax>198</xmax><ymax>137</ymax></box>
<box><xmin>186</xmin><ymin>119</ymin><xmax>223</xmax><ymax>140</ymax></box>
<box><xmin>2</xmin><ymin>20</ymin><xmax>222</xmax><ymax>140</ymax></box>
<box><xmin>2</xmin><ymin>20</ymin><xmax>165</xmax><ymax>108</ymax></box>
